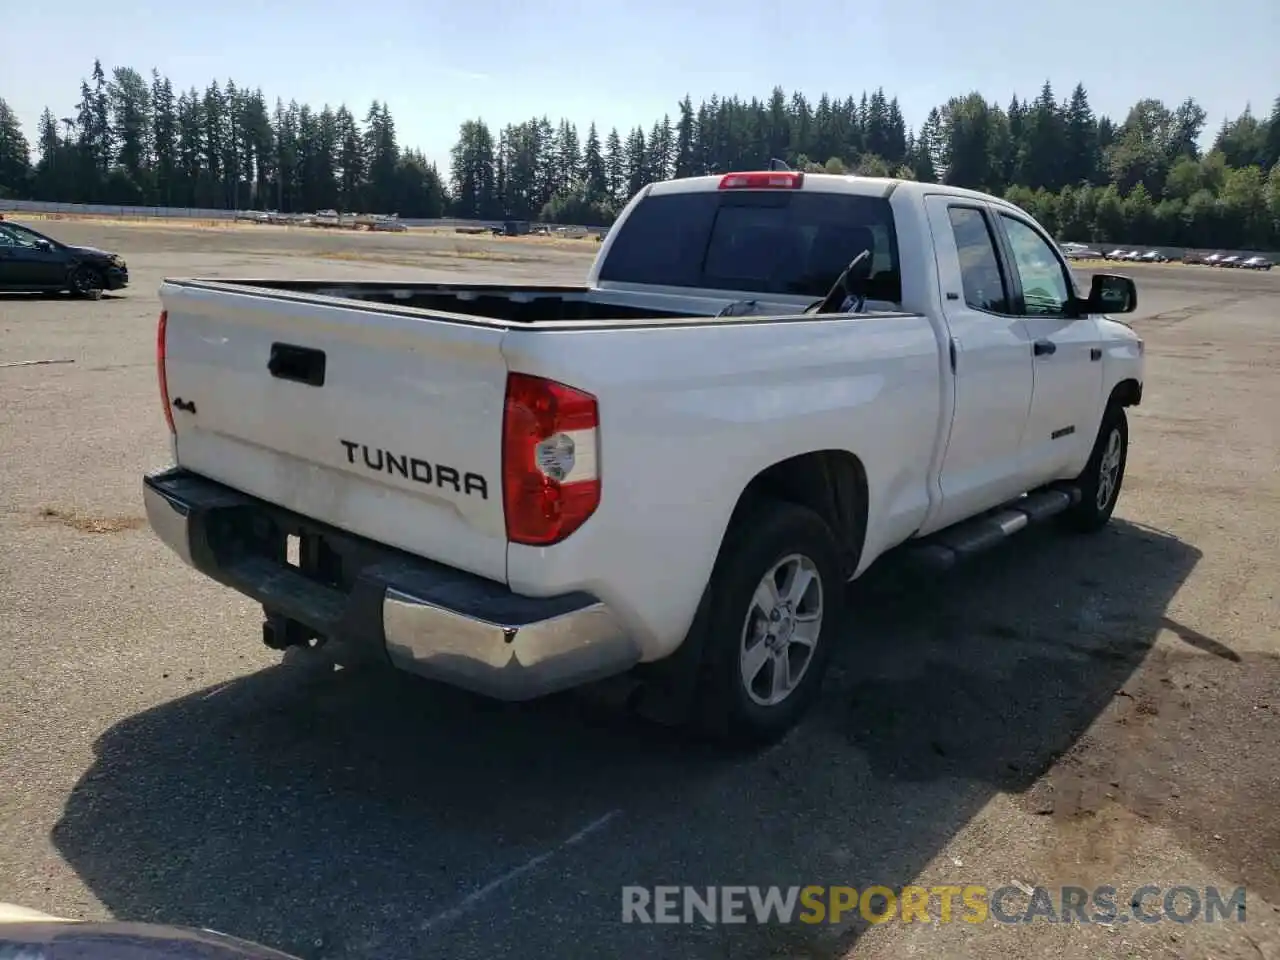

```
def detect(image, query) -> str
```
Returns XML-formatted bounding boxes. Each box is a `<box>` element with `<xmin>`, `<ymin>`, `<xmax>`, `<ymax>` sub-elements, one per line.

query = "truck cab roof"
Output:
<box><xmin>644</xmin><ymin>171</ymin><xmax>1022</xmax><ymax>212</ymax></box>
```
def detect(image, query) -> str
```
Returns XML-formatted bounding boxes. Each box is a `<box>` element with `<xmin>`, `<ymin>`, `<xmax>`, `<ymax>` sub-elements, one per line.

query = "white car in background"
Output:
<box><xmin>1063</xmin><ymin>246</ymin><xmax>1103</xmax><ymax>260</ymax></box>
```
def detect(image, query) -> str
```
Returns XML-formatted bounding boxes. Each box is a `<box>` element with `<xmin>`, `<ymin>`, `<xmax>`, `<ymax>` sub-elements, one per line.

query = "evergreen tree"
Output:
<box><xmin>0</xmin><ymin>96</ymin><xmax>32</xmax><ymax>197</ymax></box>
<box><xmin>6</xmin><ymin>65</ymin><xmax>1277</xmax><ymax>245</ymax></box>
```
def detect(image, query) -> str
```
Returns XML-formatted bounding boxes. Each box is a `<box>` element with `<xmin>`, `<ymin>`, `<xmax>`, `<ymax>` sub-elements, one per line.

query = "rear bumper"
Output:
<box><xmin>143</xmin><ymin>468</ymin><xmax>639</xmax><ymax>699</ymax></box>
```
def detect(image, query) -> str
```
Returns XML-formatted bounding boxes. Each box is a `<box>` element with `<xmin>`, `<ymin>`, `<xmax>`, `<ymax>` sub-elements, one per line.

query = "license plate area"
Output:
<box><xmin>205</xmin><ymin>506</ymin><xmax>346</xmax><ymax>592</ymax></box>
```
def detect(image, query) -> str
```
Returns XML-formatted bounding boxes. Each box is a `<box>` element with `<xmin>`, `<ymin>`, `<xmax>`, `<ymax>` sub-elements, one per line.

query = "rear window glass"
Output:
<box><xmin>599</xmin><ymin>189</ymin><xmax>902</xmax><ymax>303</ymax></box>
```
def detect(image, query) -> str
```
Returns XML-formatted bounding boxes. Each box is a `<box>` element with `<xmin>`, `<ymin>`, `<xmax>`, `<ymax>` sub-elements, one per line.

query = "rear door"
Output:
<box><xmin>160</xmin><ymin>282</ymin><xmax>511</xmax><ymax>582</ymax></box>
<box><xmin>990</xmin><ymin>209</ymin><xmax>1104</xmax><ymax>483</ymax></box>
<box><xmin>920</xmin><ymin>197</ymin><xmax>1035</xmax><ymax>533</ymax></box>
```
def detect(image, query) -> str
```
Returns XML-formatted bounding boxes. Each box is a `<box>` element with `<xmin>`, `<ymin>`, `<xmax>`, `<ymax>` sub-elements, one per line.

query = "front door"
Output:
<box><xmin>990</xmin><ymin>211</ymin><xmax>1105</xmax><ymax>485</ymax></box>
<box><xmin>920</xmin><ymin>197</ymin><xmax>1035</xmax><ymax>534</ymax></box>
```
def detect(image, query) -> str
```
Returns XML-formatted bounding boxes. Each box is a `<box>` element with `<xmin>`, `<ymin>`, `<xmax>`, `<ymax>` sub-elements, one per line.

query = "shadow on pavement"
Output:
<box><xmin>52</xmin><ymin>518</ymin><xmax>1206</xmax><ymax>959</ymax></box>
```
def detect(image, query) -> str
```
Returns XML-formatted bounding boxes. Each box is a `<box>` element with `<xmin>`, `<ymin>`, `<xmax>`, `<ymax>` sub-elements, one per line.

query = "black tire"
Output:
<box><xmin>69</xmin><ymin>265</ymin><xmax>104</xmax><ymax>300</ymax></box>
<box><xmin>691</xmin><ymin>498</ymin><xmax>844</xmax><ymax>745</ymax></box>
<box><xmin>1061</xmin><ymin>404</ymin><xmax>1128</xmax><ymax>533</ymax></box>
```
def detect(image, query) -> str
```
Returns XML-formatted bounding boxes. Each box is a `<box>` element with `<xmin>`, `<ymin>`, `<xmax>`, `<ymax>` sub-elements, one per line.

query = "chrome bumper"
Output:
<box><xmin>143</xmin><ymin>468</ymin><xmax>639</xmax><ymax>700</ymax></box>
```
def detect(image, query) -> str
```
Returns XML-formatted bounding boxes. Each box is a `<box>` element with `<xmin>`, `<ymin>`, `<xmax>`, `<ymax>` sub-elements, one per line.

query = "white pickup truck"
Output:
<box><xmin>144</xmin><ymin>170</ymin><xmax>1143</xmax><ymax>742</ymax></box>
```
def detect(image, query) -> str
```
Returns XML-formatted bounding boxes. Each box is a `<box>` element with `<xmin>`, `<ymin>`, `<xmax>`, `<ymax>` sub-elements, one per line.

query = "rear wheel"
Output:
<box><xmin>691</xmin><ymin>499</ymin><xmax>844</xmax><ymax>744</ymax></box>
<box><xmin>1061</xmin><ymin>404</ymin><xmax>1128</xmax><ymax>533</ymax></box>
<box><xmin>69</xmin><ymin>266</ymin><xmax>104</xmax><ymax>300</ymax></box>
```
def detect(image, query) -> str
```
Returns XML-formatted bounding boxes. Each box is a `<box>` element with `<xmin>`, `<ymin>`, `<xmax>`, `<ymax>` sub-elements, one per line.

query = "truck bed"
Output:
<box><xmin>171</xmin><ymin>278</ymin><xmax>696</xmax><ymax>324</ymax></box>
<box><xmin>166</xmin><ymin>278</ymin><xmax>915</xmax><ymax>327</ymax></box>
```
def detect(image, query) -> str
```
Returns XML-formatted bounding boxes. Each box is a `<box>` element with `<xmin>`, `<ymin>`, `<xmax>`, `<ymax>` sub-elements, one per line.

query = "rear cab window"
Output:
<box><xmin>599</xmin><ymin>187</ymin><xmax>902</xmax><ymax>306</ymax></box>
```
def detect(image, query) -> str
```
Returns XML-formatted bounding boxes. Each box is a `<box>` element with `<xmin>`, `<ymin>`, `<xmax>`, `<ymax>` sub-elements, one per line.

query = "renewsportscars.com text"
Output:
<box><xmin>621</xmin><ymin>885</ymin><xmax>1247</xmax><ymax>926</ymax></box>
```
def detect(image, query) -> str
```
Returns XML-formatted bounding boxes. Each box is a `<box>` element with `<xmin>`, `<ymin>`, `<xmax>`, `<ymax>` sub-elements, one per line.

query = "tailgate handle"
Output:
<box><xmin>268</xmin><ymin>342</ymin><xmax>326</xmax><ymax>387</ymax></box>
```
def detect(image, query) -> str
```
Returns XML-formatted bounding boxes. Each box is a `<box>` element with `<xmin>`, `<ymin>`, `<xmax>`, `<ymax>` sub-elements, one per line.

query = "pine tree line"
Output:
<box><xmin>1</xmin><ymin>63</ymin><xmax>1278</xmax><ymax>250</ymax></box>
<box><xmin>0</xmin><ymin>61</ymin><xmax>447</xmax><ymax>218</ymax></box>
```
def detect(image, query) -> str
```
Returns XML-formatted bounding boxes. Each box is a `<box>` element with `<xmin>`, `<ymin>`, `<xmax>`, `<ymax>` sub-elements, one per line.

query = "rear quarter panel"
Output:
<box><xmin>502</xmin><ymin>313</ymin><xmax>943</xmax><ymax>660</ymax></box>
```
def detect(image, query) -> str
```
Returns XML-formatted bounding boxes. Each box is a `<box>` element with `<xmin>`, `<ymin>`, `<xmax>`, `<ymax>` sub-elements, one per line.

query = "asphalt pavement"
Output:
<box><xmin>1</xmin><ymin>223</ymin><xmax>1277</xmax><ymax>960</ymax></box>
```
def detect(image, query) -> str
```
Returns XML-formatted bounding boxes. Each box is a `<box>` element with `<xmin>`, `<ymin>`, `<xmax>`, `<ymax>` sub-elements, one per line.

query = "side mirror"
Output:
<box><xmin>1083</xmin><ymin>273</ymin><xmax>1136</xmax><ymax>314</ymax></box>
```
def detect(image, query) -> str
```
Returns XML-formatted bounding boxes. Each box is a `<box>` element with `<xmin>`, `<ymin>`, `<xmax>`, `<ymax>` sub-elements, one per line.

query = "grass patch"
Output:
<box><xmin>38</xmin><ymin>505</ymin><xmax>146</xmax><ymax>534</ymax></box>
<box><xmin>420</xmin><ymin>228</ymin><xmax>603</xmax><ymax>250</ymax></box>
<box><xmin>9</xmin><ymin>212</ymin><xmax>239</xmax><ymax>230</ymax></box>
<box><xmin>6</xmin><ymin>213</ymin><xmax>604</xmax><ymax>247</ymax></box>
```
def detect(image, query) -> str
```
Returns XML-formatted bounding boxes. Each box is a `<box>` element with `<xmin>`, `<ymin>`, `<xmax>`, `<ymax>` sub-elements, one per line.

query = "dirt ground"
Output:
<box><xmin>0</xmin><ymin>221</ymin><xmax>1277</xmax><ymax>960</ymax></box>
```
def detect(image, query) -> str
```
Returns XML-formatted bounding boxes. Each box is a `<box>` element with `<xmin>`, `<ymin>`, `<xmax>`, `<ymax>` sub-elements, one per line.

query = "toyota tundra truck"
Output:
<box><xmin>144</xmin><ymin>170</ymin><xmax>1144</xmax><ymax>742</ymax></box>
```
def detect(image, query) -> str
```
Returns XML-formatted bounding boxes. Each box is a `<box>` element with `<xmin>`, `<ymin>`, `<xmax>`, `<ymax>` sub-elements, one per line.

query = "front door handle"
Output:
<box><xmin>1033</xmin><ymin>339</ymin><xmax>1057</xmax><ymax>357</ymax></box>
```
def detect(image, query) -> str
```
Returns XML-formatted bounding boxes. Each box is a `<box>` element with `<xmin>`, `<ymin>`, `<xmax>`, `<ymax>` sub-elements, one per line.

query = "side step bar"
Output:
<box><xmin>902</xmin><ymin>484</ymin><xmax>1081</xmax><ymax>571</ymax></box>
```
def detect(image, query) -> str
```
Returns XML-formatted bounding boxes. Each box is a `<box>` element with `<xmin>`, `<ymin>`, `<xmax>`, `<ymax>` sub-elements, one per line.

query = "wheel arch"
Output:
<box><xmin>723</xmin><ymin>449</ymin><xmax>869</xmax><ymax>580</ymax></box>
<box><xmin>628</xmin><ymin>449</ymin><xmax>868</xmax><ymax>728</ymax></box>
<box><xmin>1109</xmin><ymin>377</ymin><xmax>1142</xmax><ymax>408</ymax></box>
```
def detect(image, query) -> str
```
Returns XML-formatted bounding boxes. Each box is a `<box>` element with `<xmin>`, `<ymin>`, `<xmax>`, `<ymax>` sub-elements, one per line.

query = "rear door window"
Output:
<box><xmin>946</xmin><ymin>206</ymin><xmax>1011</xmax><ymax>314</ymax></box>
<box><xmin>600</xmin><ymin>189</ymin><xmax>902</xmax><ymax>303</ymax></box>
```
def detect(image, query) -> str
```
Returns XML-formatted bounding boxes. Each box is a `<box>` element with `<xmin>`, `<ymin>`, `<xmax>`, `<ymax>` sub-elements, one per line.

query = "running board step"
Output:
<box><xmin>901</xmin><ymin>485</ymin><xmax>1081</xmax><ymax>571</ymax></box>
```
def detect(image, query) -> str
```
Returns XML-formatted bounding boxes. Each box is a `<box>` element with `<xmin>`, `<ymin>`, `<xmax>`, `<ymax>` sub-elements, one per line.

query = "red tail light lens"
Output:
<box><xmin>157</xmin><ymin>310</ymin><xmax>175</xmax><ymax>434</ymax></box>
<box><xmin>502</xmin><ymin>373</ymin><xmax>600</xmax><ymax>546</ymax></box>
<box><xmin>718</xmin><ymin>171</ymin><xmax>804</xmax><ymax>190</ymax></box>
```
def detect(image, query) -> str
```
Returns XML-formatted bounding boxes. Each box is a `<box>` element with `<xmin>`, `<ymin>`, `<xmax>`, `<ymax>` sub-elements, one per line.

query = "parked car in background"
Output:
<box><xmin>1140</xmin><ymin>251</ymin><xmax>1168</xmax><ymax>263</ymax></box>
<box><xmin>1104</xmin><ymin>249</ymin><xmax>1129</xmax><ymax>260</ymax></box>
<box><xmin>1239</xmin><ymin>256</ymin><xmax>1273</xmax><ymax>271</ymax></box>
<box><xmin>0</xmin><ymin>220</ymin><xmax>129</xmax><ymax>298</ymax></box>
<box><xmin>0</xmin><ymin>902</ymin><xmax>301</xmax><ymax>958</ymax></box>
<box><xmin>1203</xmin><ymin>253</ymin><xmax>1225</xmax><ymax>266</ymax></box>
<box><xmin>367</xmin><ymin>215</ymin><xmax>408</xmax><ymax>233</ymax></box>
<box><xmin>1218</xmin><ymin>255</ymin><xmax>1242</xmax><ymax>268</ymax></box>
<box><xmin>1064</xmin><ymin>246</ymin><xmax>1103</xmax><ymax>260</ymax></box>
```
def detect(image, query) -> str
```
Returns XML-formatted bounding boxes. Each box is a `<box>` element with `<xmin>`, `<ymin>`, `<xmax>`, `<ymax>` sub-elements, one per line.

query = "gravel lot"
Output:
<box><xmin>1</xmin><ymin>221</ymin><xmax>1277</xmax><ymax>960</ymax></box>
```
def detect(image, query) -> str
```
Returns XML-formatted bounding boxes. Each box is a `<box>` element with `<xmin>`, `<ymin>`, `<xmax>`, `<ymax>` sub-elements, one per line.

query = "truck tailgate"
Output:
<box><xmin>158</xmin><ymin>281</ymin><xmax>510</xmax><ymax>583</ymax></box>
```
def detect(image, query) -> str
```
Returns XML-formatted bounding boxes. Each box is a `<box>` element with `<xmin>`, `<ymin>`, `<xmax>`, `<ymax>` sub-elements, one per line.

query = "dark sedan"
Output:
<box><xmin>0</xmin><ymin>219</ymin><xmax>129</xmax><ymax>298</ymax></box>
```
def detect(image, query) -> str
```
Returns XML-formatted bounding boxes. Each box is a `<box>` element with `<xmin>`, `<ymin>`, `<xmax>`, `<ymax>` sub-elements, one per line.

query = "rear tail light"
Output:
<box><xmin>502</xmin><ymin>373</ymin><xmax>600</xmax><ymax>546</ymax></box>
<box><xmin>718</xmin><ymin>171</ymin><xmax>804</xmax><ymax>190</ymax></box>
<box><xmin>157</xmin><ymin>310</ymin><xmax>175</xmax><ymax>434</ymax></box>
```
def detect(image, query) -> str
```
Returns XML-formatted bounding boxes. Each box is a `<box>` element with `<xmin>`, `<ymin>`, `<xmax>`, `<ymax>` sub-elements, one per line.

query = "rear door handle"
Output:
<box><xmin>1033</xmin><ymin>339</ymin><xmax>1057</xmax><ymax>357</ymax></box>
<box><xmin>268</xmin><ymin>342</ymin><xmax>326</xmax><ymax>387</ymax></box>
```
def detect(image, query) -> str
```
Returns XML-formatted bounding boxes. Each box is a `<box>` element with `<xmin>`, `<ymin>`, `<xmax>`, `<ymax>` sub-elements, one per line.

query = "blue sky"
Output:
<box><xmin>3</xmin><ymin>0</ymin><xmax>1277</xmax><ymax>172</ymax></box>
